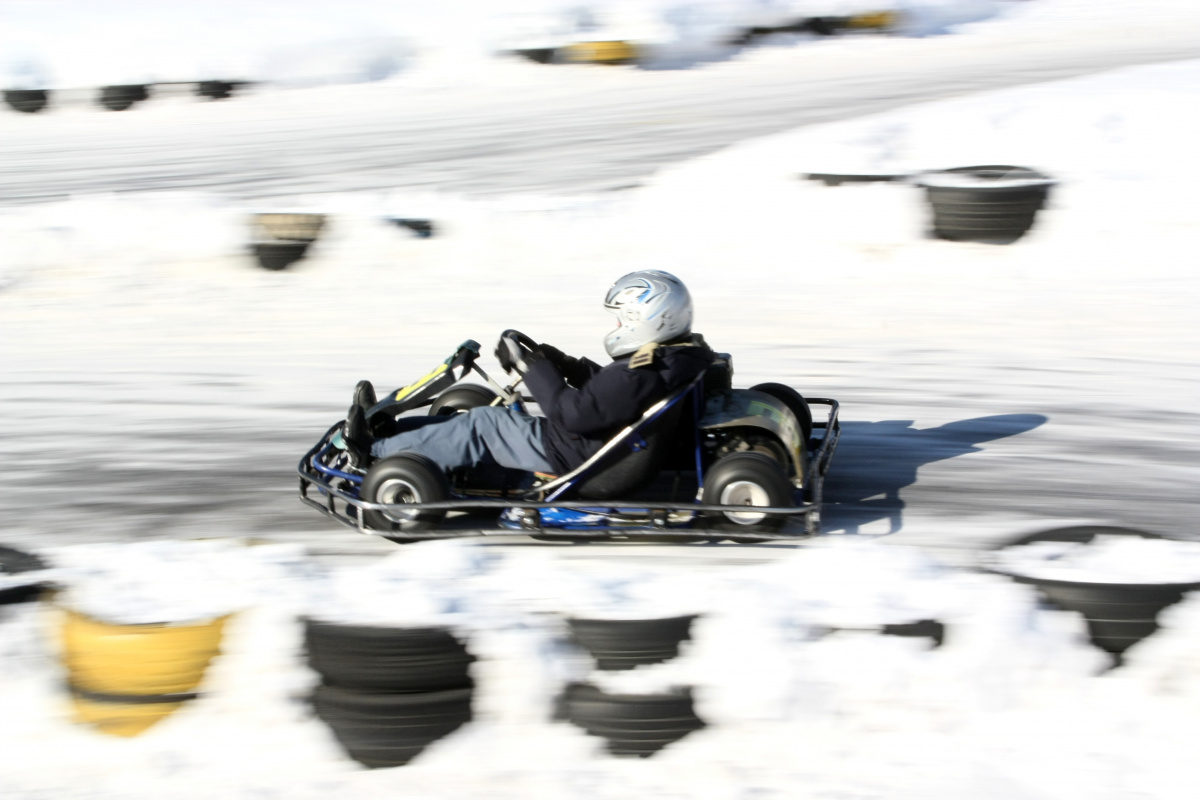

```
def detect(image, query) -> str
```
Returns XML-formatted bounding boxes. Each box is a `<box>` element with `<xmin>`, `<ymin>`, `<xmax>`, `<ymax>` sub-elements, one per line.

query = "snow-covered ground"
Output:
<box><xmin>2</xmin><ymin>1</ymin><xmax>1200</xmax><ymax>795</ymax></box>
<box><xmin>5</xmin><ymin>533</ymin><xmax>1200</xmax><ymax>799</ymax></box>
<box><xmin>0</xmin><ymin>0</ymin><xmax>1027</xmax><ymax>89</ymax></box>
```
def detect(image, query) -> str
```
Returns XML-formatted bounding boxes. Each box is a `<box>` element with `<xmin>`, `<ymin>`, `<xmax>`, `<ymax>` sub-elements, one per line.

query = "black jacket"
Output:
<box><xmin>522</xmin><ymin>336</ymin><xmax>715</xmax><ymax>474</ymax></box>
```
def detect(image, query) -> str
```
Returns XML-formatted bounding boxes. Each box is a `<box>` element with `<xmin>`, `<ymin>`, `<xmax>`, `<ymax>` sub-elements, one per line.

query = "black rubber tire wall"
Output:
<box><xmin>919</xmin><ymin>166</ymin><xmax>1054</xmax><ymax>244</ymax></box>
<box><xmin>304</xmin><ymin>620</ymin><xmax>474</xmax><ymax>692</ymax></box>
<box><xmin>560</xmin><ymin>683</ymin><xmax>705</xmax><ymax>757</ymax></box>
<box><xmin>990</xmin><ymin>526</ymin><xmax>1198</xmax><ymax>657</ymax></box>
<box><xmin>311</xmin><ymin>685</ymin><xmax>472</xmax><ymax>768</ymax></box>
<box><xmin>4</xmin><ymin>89</ymin><xmax>49</xmax><ymax>113</ymax></box>
<box><xmin>566</xmin><ymin>616</ymin><xmax>697</xmax><ymax>671</ymax></box>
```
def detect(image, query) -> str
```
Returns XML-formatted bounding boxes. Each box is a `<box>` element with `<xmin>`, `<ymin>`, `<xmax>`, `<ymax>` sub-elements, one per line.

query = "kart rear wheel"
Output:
<box><xmin>749</xmin><ymin>383</ymin><xmax>813</xmax><ymax>444</ymax></box>
<box><xmin>428</xmin><ymin>384</ymin><xmax>498</xmax><ymax>416</ymax></box>
<box><xmin>702</xmin><ymin>452</ymin><xmax>792</xmax><ymax>533</ymax></box>
<box><xmin>360</xmin><ymin>454</ymin><xmax>449</xmax><ymax>538</ymax></box>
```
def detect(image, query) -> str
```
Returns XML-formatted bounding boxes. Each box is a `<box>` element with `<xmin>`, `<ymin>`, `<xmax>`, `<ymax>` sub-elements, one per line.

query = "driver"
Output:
<box><xmin>340</xmin><ymin>270</ymin><xmax>715</xmax><ymax>477</ymax></box>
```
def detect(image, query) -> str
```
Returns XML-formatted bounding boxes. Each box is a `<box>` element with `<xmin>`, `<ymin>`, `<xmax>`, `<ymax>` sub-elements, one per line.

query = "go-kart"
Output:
<box><xmin>298</xmin><ymin>336</ymin><xmax>840</xmax><ymax>542</ymax></box>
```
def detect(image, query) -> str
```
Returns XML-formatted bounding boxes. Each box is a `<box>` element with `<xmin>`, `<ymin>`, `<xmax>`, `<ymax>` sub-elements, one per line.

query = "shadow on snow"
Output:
<box><xmin>821</xmin><ymin>413</ymin><xmax>1048</xmax><ymax>535</ymax></box>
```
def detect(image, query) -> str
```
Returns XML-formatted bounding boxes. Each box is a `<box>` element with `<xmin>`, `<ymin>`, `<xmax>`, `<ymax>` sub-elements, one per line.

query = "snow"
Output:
<box><xmin>991</xmin><ymin>535</ymin><xmax>1200</xmax><ymax>584</ymax></box>
<box><xmin>1</xmin><ymin>0</ymin><xmax>1019</xmax><ymax>89</ymax></box>
<box><xmin>6</xmin><ymin>535</ymin><xmax>1200</xmax><ymax>797</ymax></box>
<box><xmin>3</xmin><ymin>0</ymin><xmax>1200</xmax><ymax>795</ymax></box>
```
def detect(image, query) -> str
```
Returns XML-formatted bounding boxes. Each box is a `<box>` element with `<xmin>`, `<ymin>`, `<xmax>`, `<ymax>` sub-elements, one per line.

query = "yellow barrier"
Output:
<box><xmin>562</xmin><ymin>41</ymin><xmax>638</xmax><ymax>65</ymax></box>
<box><xmin>58</xmin><ymin>609</ymin><xmax>231</xmax><ymax>737</ymax></box>
<box><xmin>846</xmin><ymin>11</ymin><xmax>898</xmax><ymax>30</ymax></box>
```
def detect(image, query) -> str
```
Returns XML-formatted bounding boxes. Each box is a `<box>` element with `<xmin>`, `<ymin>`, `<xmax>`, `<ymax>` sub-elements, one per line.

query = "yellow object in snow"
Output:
<box><xmin>562</xmin><ymin>41</ymin><xmax>637</xmax><ymax>65</ymax></box>
<box><xmin>69</xmin><ymin>694</ymin><xmax>189</xmax><ymax>738</ymax></box>
<box><xmin>58</xmin><ymin>608</ymin><xmax>231</xmax><ymax>736</ymax></box>
<box><xmin>847</xmin><ymin>11</ymin><xmax>898</xmax><ymax>30</ymax></box>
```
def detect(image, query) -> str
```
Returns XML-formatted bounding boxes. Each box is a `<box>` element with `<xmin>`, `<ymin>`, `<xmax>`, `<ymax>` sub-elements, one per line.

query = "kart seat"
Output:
<box><xmin>544</xmin><ymin>375</ymin><xmax>703</xmax><ymax>502</ymax></box>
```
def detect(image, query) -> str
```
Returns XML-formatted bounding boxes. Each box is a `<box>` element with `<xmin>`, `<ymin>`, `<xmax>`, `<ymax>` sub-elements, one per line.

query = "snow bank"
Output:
<box><xmin>8</xmin><ymin>534</ymin><xmax>1200</xmax><ymax>797</ymax></box>
<box><xmin>0</xmin><ymin>0</ymin><xmax>1021</xmax><ymax>89</ymax></box>
<box><xmin>991</xmin><ymin>535</ymin><xmax>1200</xmax><ymax>584</ymax></box>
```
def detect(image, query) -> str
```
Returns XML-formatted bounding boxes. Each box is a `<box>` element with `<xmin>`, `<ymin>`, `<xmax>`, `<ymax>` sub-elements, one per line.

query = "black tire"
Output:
<box><xmin>989</xmin><ymin>527</ymin><xmax>1194</xmax><ymax>658</ymax></box>
<box><xmin>311</xmin><ymin>685</ymin><xmax>472</xmax><ymax>768</ymax></box>
<box><xmin>428</xmin><ymin>384</ymin><xmax>498</xmax><ymax>416</ymax></box>
<box><xmin>99</xmin><ymin>84</ymin><xmax>148</xmax><ymax>111</ymax></box>
<box><xmin>252</xmin><ymin>241</ymin><xmax>310</xmax><ymax>271</ymax></box>
<box><xmin>749</xmin><ymin>383</ymin><xmax>813</xmax><ymax>444</ymax></box>
<box><xmin>1011</xmin><ymin>577</ymin><xmax>1196</xmax><ymax>657</ymax></box>
<box><xmin>0</xmin><ymin>545</ymin><xmax>49</xmax><ymax>605</ymax></box>
<box><xmin>918</xmin><ymin>166</ymin><xmax>1054</xmax><ymax>244</ymax></box>
<box><xmin>4</xmin><ymin>89</ymin><xmax>49</xmax><ymax>114</ymax></box>
<box><xmin>561</xmin><ymin>683</ymin><xmax>704</xmax><ymax>758</ymax></box>
<box><xmin>881</xmin><ymin>619</ymin><xmax>945</xmax><ymax>648</ymax></box>
<box><xmin>360</xmin><ymin>454</ymin><xmax>449</xmax><ymax>535</ymax></box>
<box><xmin>304</xmin><ymin>620</ymin><xmax>474</xmax><ymax>692</ymax></box>
<box><xmin>566</xmin><ymin>616</ymin><xmax>697</xmax><ymax>671</ymax></box>
<box><xmin>702</xmin><ymin>452</ymin><xmax>793</xmax><ymax>532</ymax></box>
<box><xmin>0</xmin><ymin>545</ymin><xmax>47</xmax><ymax>574</ymax></box>
<box><xmin>196</xmin><ymin>80</ymin><xmax>234</xmax><ymax>100</ymax></box>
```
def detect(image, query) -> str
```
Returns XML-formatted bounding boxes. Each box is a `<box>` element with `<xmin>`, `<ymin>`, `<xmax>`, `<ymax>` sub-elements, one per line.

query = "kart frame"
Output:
<box><xmin>297</xmin><ymin>341</ymin><xmax>841</xmax><ymax>542</ymax></box>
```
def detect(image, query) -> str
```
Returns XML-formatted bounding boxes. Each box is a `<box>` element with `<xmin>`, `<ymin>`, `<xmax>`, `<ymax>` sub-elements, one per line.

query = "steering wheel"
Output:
<box><xmin>496</xmin><ymin>329</ymin><xmax>539</xmax><ymax>376</ymax></box>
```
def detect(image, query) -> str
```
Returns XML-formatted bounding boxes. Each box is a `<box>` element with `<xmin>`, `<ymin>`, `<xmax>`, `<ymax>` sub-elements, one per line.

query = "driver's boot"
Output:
<box><xmin>353</xmin><ymin>380</ymin><xmax>377</xmax><ymax>410</ymax></box>
<box><xmin>342</xmin><ymin>404</ymin><xmax>373</xmax><ymax>468</ymax></box>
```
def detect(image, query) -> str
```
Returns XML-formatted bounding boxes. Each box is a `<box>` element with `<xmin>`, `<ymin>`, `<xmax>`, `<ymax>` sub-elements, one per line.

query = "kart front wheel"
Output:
<box><xmin>428</xmin><ymin>384</ymin><xmax>498</xmax><ymax>416</ymax></box>
<box><xmin>702</xmin><ymin>452</ymin><xmax>792</xmax><ymax>533</ymax></box>
<box><xmin>360</xmin><ymin>454</ymin><xmax>449</xmax><ymax>539</ymax></box>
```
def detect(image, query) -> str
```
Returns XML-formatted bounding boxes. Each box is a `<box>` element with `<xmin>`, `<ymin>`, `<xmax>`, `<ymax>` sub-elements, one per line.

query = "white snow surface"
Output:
<box><xmin>6</xmin><ymin>535</ymin><xmax>1200</xmax><ymax>797</ymax></box>
<box><xmin>991</xmin><ymin>536</ymin><xmax>1200</xmax><ymax>585</ymax></box>
<box><xmin>0</xmin><ymin>0</ymin><xmax>1019</xmax><ymax>88</ymax></box>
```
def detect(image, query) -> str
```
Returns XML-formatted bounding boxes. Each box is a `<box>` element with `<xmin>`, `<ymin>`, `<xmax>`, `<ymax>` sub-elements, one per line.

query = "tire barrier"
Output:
<box><xmin>0</xmin><ymin>545</ymin><xmax>49</xmax><ymax>606</ymax></box>
<box><xmin>560</xmin><ymin>682</ymin><xmax>705</xmax><ymax>758</ymax></box>
<box><xmin>304</xmin><ymin>620</ymin><xmax>475</xmax><ymax>768</ymax></box>
<box><xmin>249</xmin><ymin>212</ymin><xmax>327</xmax><ymax>271</ymax></box>
<box><xmin>98</xmin><ymin>84</ymin><xmax>149</xmax><ymax>111</ymax></box>
<box><xmin>561</xmin><ymin>41</ymin><xmax>638</xmax><ymax>65</ymax></box>
<box><xmin>880</xmin><ymin>618</ymin><xmax>946</xmax><ymax>647</ymax></box>
<box><xmin>304</xmin><ymin>619</ymin><xmax>475</xmax><ymax>693</ymax></box>
<box><xmin>3</xmin><ymin>89</ymin><xmax>49</xmax><ymax>114</ymax></box>
<box><xmin>1015</xmin><ymin>578</ymin><xmax>1198</xmax><ymax>658</ymax></box>
<box><xmin>311</xmin><ymin>685</ymin><xmax>473</xmax><ymax>769</ymax></box>
<box><xmin>989</xmin><ymin>526</ymin><xmax>1200</xmax><ymax>660</ymax></box>
<box><xmin>802</xmin><ymin>172</ymin><xmax>908</xmax><ymax>187</ymax></box>
<box><xmin>196</xmin><ymin>80</ymin><xmax>236</xmax><ymax>100</ymax></box>
<box><xmin>387</xmin><ymin>217</ymin><xmax>436</xmax><ymax>238</ymax></box>
<box><xmin>915</xmin><ymin>165</ymin><xmax>1056</xmax><ymax>244</ymax></box>
<box><xmin>566</xmin><ymin>615</ymin><xmax>698</xmax><ymax>671</ymax></box>
<box><xmin>57</xmin><ymin>608</ymin><xmax>230</xmax><ymax>737</ymax></box>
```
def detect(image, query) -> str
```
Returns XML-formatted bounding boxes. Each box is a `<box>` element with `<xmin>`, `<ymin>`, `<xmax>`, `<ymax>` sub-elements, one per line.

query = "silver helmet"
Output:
<box><xmin>603</xmin><ymin>270</ymin><xmax>693</xmax><ymax>358</ymax></box>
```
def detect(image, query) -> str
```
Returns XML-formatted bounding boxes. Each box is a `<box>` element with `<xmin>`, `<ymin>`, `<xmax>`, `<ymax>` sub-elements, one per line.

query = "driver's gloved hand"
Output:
<box><xmin>538</xmin><ymin>343</ymin><xmax>570</xmax><ymax>369</ymax></box>
<box><xmin>495</xmin><ymin>333</ymin><xmax>544</xmax><ymax>375</ymax></box>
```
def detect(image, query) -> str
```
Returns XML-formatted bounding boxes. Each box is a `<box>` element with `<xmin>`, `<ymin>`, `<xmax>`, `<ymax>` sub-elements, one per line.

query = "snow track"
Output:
<box><xmin>2</xmin><ymin>5</ymin><xmax>1199</xmax><ymax>554</ymax></box>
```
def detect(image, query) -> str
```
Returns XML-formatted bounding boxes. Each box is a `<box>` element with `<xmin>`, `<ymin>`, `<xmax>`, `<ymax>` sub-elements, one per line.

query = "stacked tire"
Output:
<box><xmin>250</xmin><ymin>212</ymin><xmax>327</xmax><ymax>271</ymax></box>
<box><xmin>0</xmin><ymin>545</ymin><xmax>49</xmax><ymax>606</ymax></box>
<box><xmin>304</xmin><ymin>620</ymin><xmax>475</xmax><ymax>768</ymax></box>
<box><xmin>559</xmin><ymin>682</ymin><xmax>705</xmax><ymax>758</ymax></box>
<box><xmin>3</xmin><ymin>89</ymin><xmax>49</xmax><ymax>114</ymax></box>
<box><xmin>58</xmin><ymin>609</ymin><xmax>230</xmax><ymax>737</ymax></box>
<box><xmin>566</xmin><ymin>615</ymin><xmax>698</xmax><ymax>672</ymax></box>
<box><xmin>990</xmin><ymin>526</ymin><xmax>1200</xmax><ymax>663</ymax></box>
<box><xmin>561</xmin><ymin>615</ymin><xmax>705</xmax><ymax>757</ymax></box>
<box><xmin>99</xmin><ymin>84</ymin><xmax>149</xmax><ymax>111</ymax></box>
<box><xmin>916</xmin><ymin>165</ymin><xmax>1056</xmax><ymax>244</ymax></box>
